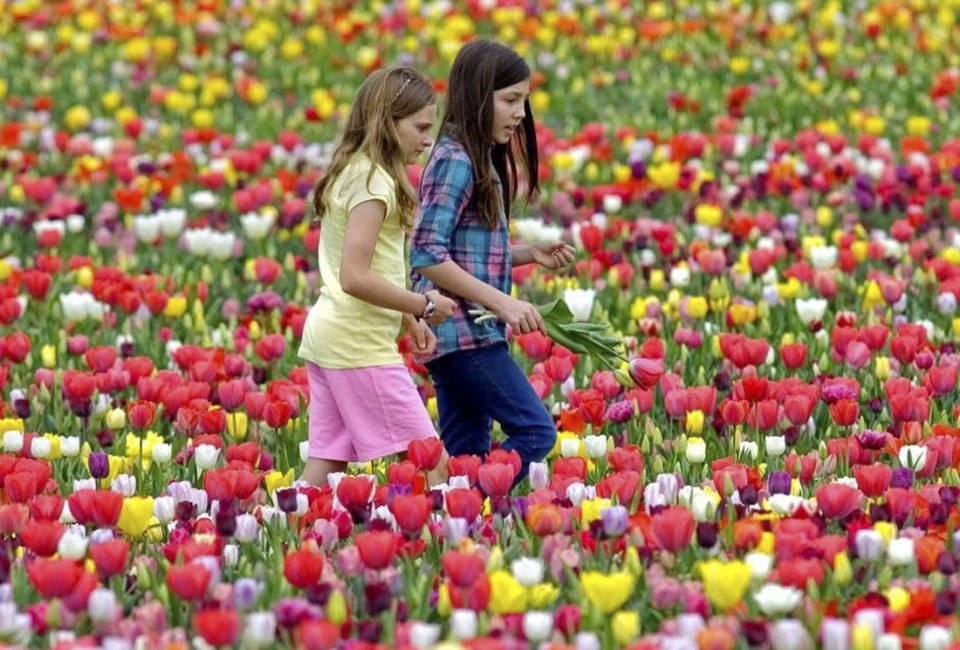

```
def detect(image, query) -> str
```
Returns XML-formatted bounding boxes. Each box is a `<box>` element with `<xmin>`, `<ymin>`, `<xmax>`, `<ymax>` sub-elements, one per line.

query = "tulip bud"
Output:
<box><xmin>611</xmin><ymin>610</ymin><xmax>640</xmax><ymax>646</ymax></box>
<box><xmin>523</xmin><ymin>611</ymin><xmax>554</xmax><ymax>642</ymax></box>
<box><xmin>326</xmin><ymin>589</ymin><xmax>347</xmax><ymax>625</ymax></box>
<box><xmin>105</xmin><ymin>408</ymin><xmax>126</xmax><ymax>430</ymax></box>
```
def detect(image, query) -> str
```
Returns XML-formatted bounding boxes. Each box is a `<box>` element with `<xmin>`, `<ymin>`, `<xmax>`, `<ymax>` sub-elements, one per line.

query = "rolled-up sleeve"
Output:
<box><xmin>410</xmin><ymin>148</ymin><xmax>473</xmax><ymax>269</ymax></box>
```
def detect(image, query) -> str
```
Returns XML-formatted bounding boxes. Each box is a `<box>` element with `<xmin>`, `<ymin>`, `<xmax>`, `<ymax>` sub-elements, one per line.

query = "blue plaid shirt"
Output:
<box><xmin>410</xmin><ymin>137</ymin><xmax>511</xmax><ymax>362</ymax></box>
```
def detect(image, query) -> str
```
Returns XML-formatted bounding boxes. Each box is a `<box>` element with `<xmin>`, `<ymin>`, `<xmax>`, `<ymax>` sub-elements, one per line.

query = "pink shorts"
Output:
<box><xmin>305</xmin><ymin>361</ymin><xmax>440</xmax><ymax>462</ymax></box>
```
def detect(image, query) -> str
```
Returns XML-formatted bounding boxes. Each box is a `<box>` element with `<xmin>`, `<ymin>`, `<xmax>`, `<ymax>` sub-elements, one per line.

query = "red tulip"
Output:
<box><xmin>407</xmin><ymin>438</ymin><xmax>443</xmax><ymax>471</ymax></box>
<box><xmin>828</xmin><ymin>399</ymin><xmax>859</xmax><ymax>426</ymax></box>
<box><xmin>193</xmin><ymin>609</ymin><xmax>241</xmax><ymax>647</ymax></box>
<box><xmin>650</xmin><ymin>507</ymin><xmax>695</xmax><ymax>552</ymax></box>
<box><xmin>299</xmin><ymin>620</ymin><xmax>340</xmax><ymax>650</ymax></box>
<box><xmin>29</xmin><ymin>494</ymin><xmax>63</xmax><ymax>521</ymax></box>
<box><xmin>607</xmin><ymin>446</ymin><xmax>643</xmax><ymax>474</ymax></box>
<box><xmin>335</xmin><ymin>476</ymin><xmax>373</xmax><ymax>516</ymax></box>
<box><xmin>90</xmin><ymin>539</ymin><xmax>130</xmax><ymax>578</ymax></box>
<box><xmin>84</xmin><ymin>346</ymin><xmax>118</xmax><ymax>373</ymax></box>
<box><xmin>21</xmin><ymin>270</ymin><xmax>52</xmax><ymax>301</ymax></box>
<box><xmin>387</xmin><ymin>460</ymin><xmax>419</xmax><ymax>487</ymax></box>
<box><xmin>284</xmin><ymin>549</ymin><xmax>324</xmax><ymax>589</ymax></box>
<box><xmin>542</xmin><ymin>355</ymin><xmax>574</xmax><ymax>383</ymax></box>
<box><xmin>255</xmin><ymin>257</ymin><xmax>282</xmax><ymax>284</ymax></box>
<box><xmin>478</xmin><ymin>463</ymin><xmax>515</xmax><ymax>498</ymax></box>
<box><xmin>516</xmin><ymin>330</ymin><xmax>553</xmax><ymax>361</ymax></box>
<box><xmin>854</xmin><ymin>464</ymin><xmax>892</xmax><ymax>497</ymax></box>
<box><xmin>3</xmin><ymin>472</ymin><xmax>37</xmax><ymax>503</ymax></box>
<box><xmin>738</xmin><ymin>376</ymin><xmax>768</xmax><ymax>402</ymax></box>
<box><xmin>127</xmin><ymin>400</ymin><xmax>157</xmax><ymax>430</ymax></box>
<box><xmin>486</xmin><ymin>449</ymin><xmax>522</xmax><ymax>478</ymax></box>
<box><xmin>553</xmin><ymin>457</ymin><xmax>587</xmax><ymax>480</ymax></box>
<box><xmin>780</xmin><ymin>343</ymin><xmax>807</xmax><ymax>369</ymax></box>
<box><xmin>445</xmin><ymin>488</ymin><xmax>483</xmax><ymax>520</ymax></box>
<box><xmin>62</xmin><ymin>370</ymin><xmax>96</xmax><ymax>402</ymax></box>
<box><xmin>204</xmin><ymin>468</ymin><xmax>260</xmax><ymax>501</ymax></box>
<box><xmin>4</xmin><ymin>332</ymin><xmax>31</xmax><ymax>364</ymax></box>
<box><xmin>356</xmin><ymin>531</ymin><xmax>399</xmax><ymax>570</ymax></box>
<box><xmin>20</xmin><ymin>519</ymin><xmax>64</xmax><ymax>557</ymax></box>
<box><xmin>390</xmin><ymin>494</ymin><xmax>431</xmax><ymax>537</ymax></box>
<box><xmin>783</xmin><ymin>394</ymin><xmax>815</xmax><ymax>426</ymax></box>
<box><xmin>167</xmin><ymin>563</ymin><xmax>212</xmax><ymax>601</ymax></box>
<box><xmin>774</xmin><ymin>558</ymin><xmax>824</xmax><ymax>590</ymax></box>
<box><xmin>719</xmin><ymin>399</ymin><xmax>749</xmax><ymax>426</ymax></box>
<box><xmin>254</xmin><ymin>333</ymin><xmax>287</xmax><ymax>363</ymax></box>
<box><xmin>442</xmin><ymin>551</ymin><xmax>486</xmax><ymax>588</ymax></box>
<box><xmin>447</xmin><ymin>455</ymin><xmax>482</xmax><ymax>484</ymax></box>
<box><xmin>217</xmin><ymin>380</ymin><xmax>248</xmax><ymax>412</ymax></box>
<box><xmin>27</xmin><ymin>558</ymin><xmax>83</xmax><ymax>598</ymax></box>
<box><xmin>596</xmin><ymin>470</ymin><xmax>640</xmax><ymax>506</ymax></box>
<box><xmin>0</xmin><ymin>504</ymin><xmax>28</xmax><ymax>535</ymax></box>
<box><xmin>628</xmin><ymin>357</ymin><xmax>663</xmax><ymax>390</ymax></box>
<box><xmin>815</xmin><ymin>483</ymin><xmax>862</xmax><ymax>519</ymax></box>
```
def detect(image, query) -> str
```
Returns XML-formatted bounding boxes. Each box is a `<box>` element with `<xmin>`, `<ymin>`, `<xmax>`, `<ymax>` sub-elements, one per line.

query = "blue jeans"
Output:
<box><xmin>426</xmin><ymin>343</ymin><xmax>557</xmax><ymax>485</ymax></box>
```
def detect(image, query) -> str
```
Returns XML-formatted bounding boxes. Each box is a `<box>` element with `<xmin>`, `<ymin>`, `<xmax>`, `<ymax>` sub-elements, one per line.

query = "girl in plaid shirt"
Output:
<box><xmin>411</xmin><ymin>41</ymin><xmax>575</xmax><ymax>486</ymax></box>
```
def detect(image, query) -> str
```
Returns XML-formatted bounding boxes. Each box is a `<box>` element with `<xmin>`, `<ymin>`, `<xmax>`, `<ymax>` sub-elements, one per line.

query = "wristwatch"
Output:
<box><xmin>420</xmin><ymin>295</ymin><xmax>437</xmax><ymax>320</ymax></box>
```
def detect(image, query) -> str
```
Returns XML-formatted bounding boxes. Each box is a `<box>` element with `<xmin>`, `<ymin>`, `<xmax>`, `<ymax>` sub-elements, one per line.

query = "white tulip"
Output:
<box><xmin>563</xmin><ymin>288</ymin><xmax>595</xmax><ymax>322</ymax></box>
<box><xmin>584</xmin><ymin>435</ymin><xmax>607</xmax><ymax>459</ymax></box>
<box><xmin>887</xmin><ymin>538</ymin><xmax>915</xmax><ymax>566</ymax></box>
<box><xmin>60</xmin><ymin>436</ymin><xmax>80</xmax><ymax>458</ymax></box>
<box><xmin>242</xmin><ymin>612</ymin><xmax>276</xmax><ymax>648</ymax></box>
<box><xmin>898</xmin><ymin>445</ymin><xmax>927</xmax><ymax>471</ymax></box>
<box><xmin>510</xmin><ymin>557</ymin><xmax>544</xmax><ymax>587</ymax></box>
<box><xmin>450</xmin><ymin>609</ymin><xmax>477</xmax><ymax>640</ymax></box>
<box><xmin>409</xmin><ymin>622</ymin><xmax>441</xmax><ymax>649</ymax></box>
<box><xmin>919</xmin><ymin>625</ymin><xmax>951</xmax><ymax>650</ymax></box>
<box><xmin>766</xmin><ymin>436</ymin><xmax>786</xmax><ymax>458</ymax></box>
<box><xmin>57</xmin><ymin>530</ymin><xmax>88</xmax><ymax>559</ymax></box>
<box><xmin>29</xmin><ymin>436</ymin><xmax>51</xmax><ymax>459</ymax></box>
<box><xmin>194</xmin><ymin>444</ymin><xmax>220</xmax><ymax>470</ymax></box>
<box><xmin>2</xmin><ymin>430</ymin><xmax>23</xmax><ymax>453</ymax></box>
<box><xmin>754</xmin><ymin>584</ymin><xmax>804</xmax><ymax>616</ymax></box>
<box><xmin>795</xmin><ymin>298</ymin><xmax>827</xmax><ymax>325</ymax></box>
<box><xmin>522</xmin><ymin>611</ymin><xmax>554</xmax><ymax>642</ymax></box>
<box><xmin>685</xmin><ymin>437</ymin><xmax>706</xmax><ymax>464</ymax></box>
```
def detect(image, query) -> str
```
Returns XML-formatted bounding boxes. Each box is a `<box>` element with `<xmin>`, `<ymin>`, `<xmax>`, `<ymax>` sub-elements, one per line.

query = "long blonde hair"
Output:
<box><xmin>312</xmin><ymin>67</ymin><xmax>435</xmax><ymax>230</ymax></box>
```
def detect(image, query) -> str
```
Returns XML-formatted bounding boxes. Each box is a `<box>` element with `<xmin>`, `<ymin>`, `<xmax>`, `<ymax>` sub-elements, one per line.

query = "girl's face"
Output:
<box><xmin>395</xmin><ymin>103</ymin><xmax>437</xmax><ymax>164</ymax></box>
<box><xmin>490</xmin><ymin>78</ymin><xmax>530</xmax><ymax>144</ymax></box>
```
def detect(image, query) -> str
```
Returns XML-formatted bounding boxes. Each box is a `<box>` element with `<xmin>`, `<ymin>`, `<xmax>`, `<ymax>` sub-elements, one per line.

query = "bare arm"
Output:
<box><xmin>417</xmin><ymin>260</ymin><xmax>545</xmax><ymax>334</ymax></box>
<box><xmin>340</xmin><ymin>200</ymin><xmax>454</xmax><ymax>322</ymax></box>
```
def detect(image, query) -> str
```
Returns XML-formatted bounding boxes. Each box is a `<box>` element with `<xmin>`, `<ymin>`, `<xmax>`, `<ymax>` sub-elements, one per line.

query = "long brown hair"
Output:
<box><xmin>312</xmin><ymin>67</ymin><xmax>435</xmax><ymax>230</ymax></box>
<box><xmin>438</xmin><ymin>40</ymin><xmax>539</xmax><ymax>229</ymax></box>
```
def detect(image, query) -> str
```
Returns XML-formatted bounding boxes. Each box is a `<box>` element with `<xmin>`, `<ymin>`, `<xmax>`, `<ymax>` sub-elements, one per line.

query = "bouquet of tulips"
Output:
<box><xmin>471</xmin><ymin>298</ymin><xmax>626</xmax><ymax>371</ymax></box>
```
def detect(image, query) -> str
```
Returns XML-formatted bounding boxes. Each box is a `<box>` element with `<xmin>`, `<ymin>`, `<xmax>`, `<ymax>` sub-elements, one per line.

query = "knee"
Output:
<box><xmin>529</xmin><ymin>422</ymin><xmax>557</xmax><ymax>459</ymax></box>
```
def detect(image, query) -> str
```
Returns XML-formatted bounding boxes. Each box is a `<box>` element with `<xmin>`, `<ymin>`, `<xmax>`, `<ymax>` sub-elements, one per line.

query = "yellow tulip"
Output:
<box><xmin>163</xmin><ymin>295</ymin><xmax>187</xmax><ymax>318</ymax></box>
<box><xmin>528</xmin><ymin>583</ymin><xmax>560</xmax><ymax>609</ymax></box>
<box><xmin>580</xmin><ymin>571</ymin><xmax>635</xmax><ymax>614</ymax></box>
<box><xmin>699</xmin><ymin>560</ymin><xmax>751</xmax><ymax>611</ymax></box>
<box><xmin>488</xmin><ymin>570</ymin><xmax>528</xmax><ymax>614</ymax></box>
<box><xmin>579</xmin><ymin>498</ymin><xmax>612</xmax><ymax>529</ymax></box>
<box><xmin>647</xmin><ymin>161</ymin><xmax>681</xmax><ymax>190</ymax></box>
<box><xmin>685</xmin><ymin>410</ymin><xmax>705</xmax><ymax>435</ymax></box>
<box><xmin>117</xmin><ymin>497</ymin><xmax>155</xmax><ymax>537</ymax></box>
<box><xmin>612</xmin><ymin>610</ymin><xmax>640</xmax><ymax>646</ymax></box>
<box><xmin>686</xmin><ymin>296</ymin><xmax>709</xmax><ymax>319</ymax></box>
<box><xmin>64</xmin><ymin>105</ymin><xmax>92</xmax><ymax>132</ymax></box>
<box><xmin>226</xmin><ymin>412</ymin><xmax>248</xmax><ymax>440</ymax></box>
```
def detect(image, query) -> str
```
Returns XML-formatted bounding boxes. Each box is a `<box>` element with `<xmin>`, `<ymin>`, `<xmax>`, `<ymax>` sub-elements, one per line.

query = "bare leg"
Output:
<box><xmin>426</xmin><ymin>448</ymin><xmax>450</xmax><ymax>488</ymax></box>
<box><xmin>301</xmin><ymin>458</ymin><xmax>348</xmax><ymax>488</ymax></box>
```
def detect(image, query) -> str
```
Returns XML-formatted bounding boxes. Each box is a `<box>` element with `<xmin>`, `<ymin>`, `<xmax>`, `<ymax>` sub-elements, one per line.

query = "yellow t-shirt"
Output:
<box><xmin>298</xmin><ymin>154</ymin><xmax>407</xmax><ymax>369</ymax></box>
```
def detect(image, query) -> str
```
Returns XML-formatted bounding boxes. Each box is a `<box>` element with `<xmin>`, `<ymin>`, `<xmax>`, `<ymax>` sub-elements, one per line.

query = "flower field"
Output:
<box><xmin>3</xmin><ymin>0</ymin><xmax>960</xmax><ymax>648</ymax></box>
